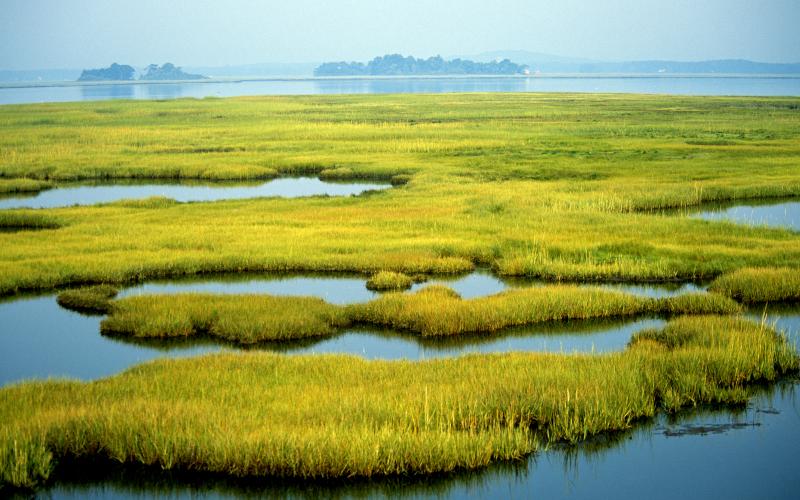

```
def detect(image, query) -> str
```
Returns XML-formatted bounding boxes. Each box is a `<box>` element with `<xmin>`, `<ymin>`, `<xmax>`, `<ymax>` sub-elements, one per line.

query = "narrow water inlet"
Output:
<box><xmin>0</xmin><ymin>176</ymin><xmax>392</xmax><ymax>209</ymax></box>
<box><xmin>687</xmin><ymin>199</ymin><xmax>800</xmax><ymax>231</ymax></box>
<box><xmin>1</xmin><ymin>269</ymin><xmax>794</xmax><ymax>387</ymax></box>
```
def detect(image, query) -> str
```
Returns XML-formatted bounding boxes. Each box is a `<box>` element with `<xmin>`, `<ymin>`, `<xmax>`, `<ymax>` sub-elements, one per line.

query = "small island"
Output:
<box><xmin>77</xmin><ymin>63</ymin><xmax>136</xmax><ymax>81</ymax></box>
<box><xmin>140</xmin><ymin>63</ymin><xmax>207</xmax><ymax>81</ymax></box>
<box><xmin>314</xmin><ymin>54</ymin><xmax>529</xmax><ymax>76</ymax></box>
<box><xmin>77</xmin><ymin>62</ymin><xmax>207</xmax><ymax>82</ymax></box>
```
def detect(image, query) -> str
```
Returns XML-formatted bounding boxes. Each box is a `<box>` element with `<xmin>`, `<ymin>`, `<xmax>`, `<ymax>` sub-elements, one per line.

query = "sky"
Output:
<box><xmin>1</xmin><ymin>0</ymin><xmax>799</xmax><ymax>70</ymax></box>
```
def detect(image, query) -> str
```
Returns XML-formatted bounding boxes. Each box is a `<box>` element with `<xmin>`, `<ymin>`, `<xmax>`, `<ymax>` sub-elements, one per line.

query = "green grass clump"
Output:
<box><xmin>107</xmin><ymin>196</ymin><xmax>179</xmax><ymax>209</ymax></box>
<box><xmin>1</xmin><ymin>315</ymin><xmax>796</xmax><ymax>489</ymax></box>
<box><xmin>709</xmin><ymin>267</ymin><xmax>800</xmax><ymax>303</ymax></box>
<box><xmin>0</xmin><ymin>94</ymin><xmax>799</xmax><ymax>292</ymax></box>
<box><xmin>347</xmin><ymin>285</ymin><xmax>740</xmax><ymax>336</ymax></box>
<box><xmin>100</xmin><ymin>294</ymin><xmax>348</xmax><ymax>343</ymax></box>
<box><xmin>0</xmin><ymin>178</ymin><xmax>52</xmax><ymax>195</ymax></box>
<box><xmin>366</xmin><ymin>271</ymin><xmax>414</xmax><ymax>291</ymax></box>
<box><xmin>100</xmin><ymin>287</ymin><xmax>740</xmax><ymax>344</ymax></box>
<box><xmin>0</xmin><ymin>212</ymin><xmax>62</xmax><ymax>231</ymax></box>
<box><xmin>56</xmin><ymin>285</ymin><xmax>119</xmax><ymax>314</ymax></box>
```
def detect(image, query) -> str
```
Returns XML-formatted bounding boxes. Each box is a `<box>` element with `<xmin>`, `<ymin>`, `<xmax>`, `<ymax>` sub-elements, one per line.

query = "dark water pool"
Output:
<box><xmin>28</xmin><ymin>378</ymin><xmax>800</xmax><ymax>499</ymax></box>
<box><xmin>691</xmin><ymin>199</ymin><xmax>800</xmax><ymax>231</ymax></box>
<box><xmin>0</xmin><ymin>177</ymin><xmax>390</xmax><ymax>209</ymax></box>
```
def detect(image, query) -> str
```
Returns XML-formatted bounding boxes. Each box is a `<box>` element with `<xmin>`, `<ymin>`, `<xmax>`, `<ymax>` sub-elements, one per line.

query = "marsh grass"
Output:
<box><xmin>56</xmin><ymin>285</ymin><xmax>119</xmax><ymax>315</ymax></box>
<box><xmin>0</xmin><ymin>94</ymin><xmax>799</xmax><ymax>292</ymax></box>
<box><xmin>0</xmin><ymin>178</ymin><xmax>52</xmax><ymax>195</ymax></box>
<box><xmin>1</xmin><ymin>315</ymin><xmax>796</xmax><ymax>489</ymax></box>
<box><xmin>0</xmin><ymin>212</ymin><xmax>62</xmax><ymax>231</ymax></box>
<box><xmin>709</xmin><ymin>267</ymin><xmax>800</xmax><ymax>303</ymax></box>
<box><xmin>365</xmin><ymin>271</ymin><xmax>413</xmax><ymax>291</ymax></box>
<box><xmin>100</xmin><ymin>286</ymin><xmax>741</xmax><ymax>343</ymax></box>
<box><xmin>101</xmin><ymin>294</ymin><xmax>348</xmax><ymax>343</ymax></box>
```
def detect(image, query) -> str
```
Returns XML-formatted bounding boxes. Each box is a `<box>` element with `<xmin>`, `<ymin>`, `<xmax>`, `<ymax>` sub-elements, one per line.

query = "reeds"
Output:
<box><xmin>56</xmin><ymin>285</ymin><xmax>118</xmax><ymax>314</ymax></box>
<box><xmin>99</xmin><ymin>286</ymin><xmax>741</xmax><ymax>343</ymax></box>
<box><xmin>709</xmin><ymin>267</ymin><xmax>800</xmax><ymax>303</ymax></box>
<box><xmin>365</xmin><ymin>271</ymin><xmax>413</xmax><ymax>291</ymax></box>
<box><xmin>0</xmin><ymin>94</ymin><xmax>799</xmax><ymax>291</ymax></box>
<box><xmin>1</xmin><ymin>315</ymin><xmax>796</xmax><ymax>488</ymax></box>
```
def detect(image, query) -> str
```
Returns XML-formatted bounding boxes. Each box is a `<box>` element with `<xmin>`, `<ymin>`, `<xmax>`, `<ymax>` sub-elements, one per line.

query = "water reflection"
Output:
<box><xmin>2</xmin><ymin>76</ymin><xmax>799</xmax><ymax>105</ymax></box>
<box><xmin>33</xmin><ymin>379</ymin><xmax>800</xmax><ymax>499</ymax></box>
<box><xmin>688</xmin><ymin>198</ymin><xmax>799</xmax><ymax>231</ymax></box>
<box><xmin>0</xmin><ymin>288</ymin><xmax>663</xmax><ymax>385</ymax></box>
<box><xmin>79</xmin><ymin>84</ymin><xmax>135</xmax><ymax>100</ymax></box>
<box><xmin>0</xmin><ymin>177</ymin><xmax>390</xmax><ymax>209</ymax></box>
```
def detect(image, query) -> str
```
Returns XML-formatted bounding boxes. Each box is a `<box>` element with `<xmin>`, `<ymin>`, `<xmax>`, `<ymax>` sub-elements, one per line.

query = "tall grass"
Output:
<box><xmin>365</xmin><ymin>271</ymin><xmax>413</xmax><ymax>291</ymax></box>
<box><xmin>1</xmin><ymin>315</ymin><xmax>796</xmax><ymax>489</ymax></box>
<box><xmin>101</xmin><ymin>294</ymin><xmax>348</xmax><ymax>343</ymax></box>
<box><xmin>56</xmin><ymin>285</ymin><xmax>118</xmax><ymax>314</ymax></box>
<box><xmin>98</xmin><ymin>286</ymin><xmax>741</xmax><ymax>343</ymax></box>
<box><xmin>709</xmin><ymin>267</ymin><xmax>800</xmax><ymax>303</ymax></box>
<box><xmin>0</xmin><ymin>94</ymin><xmax>799</xmax><ymax>291</ymax></box>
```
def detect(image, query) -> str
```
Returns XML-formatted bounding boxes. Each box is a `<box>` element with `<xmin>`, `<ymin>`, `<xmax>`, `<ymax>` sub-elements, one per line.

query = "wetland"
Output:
<box><xmin>1</xmin><ymin>92</ymin><xmax>799</xmax><ymax>495</ymax></box>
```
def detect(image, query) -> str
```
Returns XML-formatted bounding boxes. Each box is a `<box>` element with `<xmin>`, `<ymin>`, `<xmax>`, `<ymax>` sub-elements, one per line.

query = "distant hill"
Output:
<box><xmin>77</xmin><ymin>63</ymin><xmax>136</xmax><ymax>82</ymax></box>
<box><xmin>140</xmin><ymin>63</ymin><xmax>207</xmax><ymax>81</ymax></box>
<box><xmin>572</xmin><ymin>59</ymin><xmax>800</xmax><ymax>74</ymax></box>
<box><xmin>314</xmin><ymin>54</ymin><xmax>529</xmax><ymax>77</ymax></box>
<box><xmin>461</xmin><ymin>51</ymin><xmax>800</xmax><ymax>74</ymax></box>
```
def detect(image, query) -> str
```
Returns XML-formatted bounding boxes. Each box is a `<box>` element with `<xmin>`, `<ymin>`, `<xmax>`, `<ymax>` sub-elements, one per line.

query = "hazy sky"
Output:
<box><xmin>1</xmin><ymin>0</ymin><xmax>798</xmax><ymax>69</ymax></box>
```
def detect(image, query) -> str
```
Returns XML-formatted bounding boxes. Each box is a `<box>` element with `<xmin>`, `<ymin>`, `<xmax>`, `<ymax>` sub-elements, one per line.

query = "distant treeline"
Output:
<box><xmin>78</xmin><ymin>63</ymin><xmax>207</xmax><ymax>82</ymax></box>
<box><xmin>314</xmin><ymin>54</ymin><xmax>529</xmax><ymax>77</ymax></box>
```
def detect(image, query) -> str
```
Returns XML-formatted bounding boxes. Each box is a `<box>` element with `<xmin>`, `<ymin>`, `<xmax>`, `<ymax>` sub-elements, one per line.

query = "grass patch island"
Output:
<box><xmin>1</xmin><ymin>92</ymin><xmax>799</xmax><ymax>490</ymax></box>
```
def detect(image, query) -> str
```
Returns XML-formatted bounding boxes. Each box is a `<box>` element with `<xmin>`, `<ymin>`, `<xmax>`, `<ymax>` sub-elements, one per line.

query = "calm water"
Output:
<box><xmin>31</xmin><ymin>378</ymin><xmax>800</xmax><ymax>499</ymax></box>
<box><xmin>0</xmin><ymin>177</ymin><xmax>390</xmax><ymax>209</ymax></box>
<box><xmin>1</xmin><ymin>76</ymin><xmax>798</xmax><ymax>105</ymax></box>
<box><xmin>0</xmin><ymin>269</ymin><xmax>722</xmax><ymax>386</ymax></box>
<box><xmin>692</xmin><ymin>199</ymin><xmax>800</xmax><ymax>231</ymax></box>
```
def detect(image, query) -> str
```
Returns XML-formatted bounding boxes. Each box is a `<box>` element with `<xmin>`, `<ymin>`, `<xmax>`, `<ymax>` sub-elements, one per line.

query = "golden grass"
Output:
<box><xmin>709</xmin><ymin>267</ymin><xmax>800</xmax><ymax>303</ymax></box>
<box><xmin>0</xmin><ymin>94</ymin><xmax>798</xmax><ymax>292</ymax></box>
<box><xmin>1</xmin><ymin>315</ymin><xmax>796</xmax><ymax>489</ymax></box>
<box><xmin>97</xmin><ymin>286</ymin><xmax>741</xmax><ymax>343</ymax></box>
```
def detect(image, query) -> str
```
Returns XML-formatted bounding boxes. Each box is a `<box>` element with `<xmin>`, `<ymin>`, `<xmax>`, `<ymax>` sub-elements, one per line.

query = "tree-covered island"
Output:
<box><xmin>314</xmin><ymin>54</ymin><xmax>529</xmax><ymax>76</ymax></box>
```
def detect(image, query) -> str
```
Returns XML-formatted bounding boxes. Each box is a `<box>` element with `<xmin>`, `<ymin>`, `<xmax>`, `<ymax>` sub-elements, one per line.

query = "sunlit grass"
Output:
<box><xmin>0</xmin><ymin>94</ymin><xmax>798</xmax><ymax>291</ymax></box>
<box><xmin>1</xmin><ymin>315</ymin><xmax>796</xmax><ymax>488</ymax></box>
<box><xmin>97</xmin><ymin>286</ymin><xmax>741</xmax><ymax>343</ymax></box>
<box><xmin>709</xmin><ymin>267</ymin><xmax>800</xmax><ymax>303</ymax></box>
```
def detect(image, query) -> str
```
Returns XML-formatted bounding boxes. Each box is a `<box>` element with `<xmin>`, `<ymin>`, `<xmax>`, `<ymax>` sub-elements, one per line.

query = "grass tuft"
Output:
<box><xmin>1</xmin><ymin>315</ymin><xmax>796</xmax><ymax>487</ymax></box>
<box><xmin>366</xmin><ymin>271</ymin><xmax>413</xmax><ymax>291</ymax></box>
<box><xmin>56</xmin><ymin>285</ymin><xmax>119</xmax><ymax>315</ymax></box>
<box><xmin>709</xmin><ymin>267</ymin><xmax>800</xmax><ymax>303</ymax></box>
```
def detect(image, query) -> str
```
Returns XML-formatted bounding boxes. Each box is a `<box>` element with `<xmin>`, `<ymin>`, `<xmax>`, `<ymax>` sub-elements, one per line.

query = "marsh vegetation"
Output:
<box><xmin>0</xmin><ymin>92</ymin><xmax>799</xmax><ymax>492</ymax></box>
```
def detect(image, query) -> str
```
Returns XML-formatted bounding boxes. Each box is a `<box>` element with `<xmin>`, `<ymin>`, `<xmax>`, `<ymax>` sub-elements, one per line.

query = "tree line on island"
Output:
<box><xmin>78</xmin><ymin>63</ymin><xmax>207</xmax><ymax>82</ymax></box>
<box><xmin>314</xmin><ymin>54</ymin><xmax>530</xmax><ymax>76</ymax></box>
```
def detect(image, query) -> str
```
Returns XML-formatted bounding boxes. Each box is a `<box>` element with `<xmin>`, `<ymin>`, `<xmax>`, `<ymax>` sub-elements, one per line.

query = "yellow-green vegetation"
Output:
<box><xmin>98</xmin><ymin>286</ymin><xmax>740</xmax><ymax>343</ymax></box>
<box><xmin>366</xmin><ymin>270</ymin><xmax>414</xmax><ymax>291</ymax></box>
<box><xmin>710</xmin><ymin>267</ymin><xmax>800</xmax><ymax>303</ymax></box>
<box><xmin>0</xmin><ymin>178</ymin><xmax>52</xmax><ymax>195</ymax></box>
<box><xmin>56</xmin><ymin>285</ymin><xmax>119</xmax><ymax>314</ymax></box>
<box><xmin>1</xmin><ymin>315</ymin><xmax>796</xmax><ymax>489</ymax></box>
<box><xmin>347</xmin><ymin>286</ymin><xmax>740</xmax><ymax>336</ymax></box>
<box><xmin>0</xmin><ymin>211</ymin><xmax>62</xmax><ymax>231</ymax></box>
<box><xmin>1</xmin><ymin>94</ymin><xmax>799</xmax><ymax>294</ymax></box>
<box><xmin>101</xmin><ymin>294</ymin><xmax>348</xmax><ymax>343</ymax></box>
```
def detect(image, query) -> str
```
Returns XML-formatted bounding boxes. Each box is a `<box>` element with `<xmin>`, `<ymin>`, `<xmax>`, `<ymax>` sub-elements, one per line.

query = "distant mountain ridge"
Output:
<box><xmin>464</xmin><ymin>51</ymin><xmax>800</xmax><ymax>74</ymax></box>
